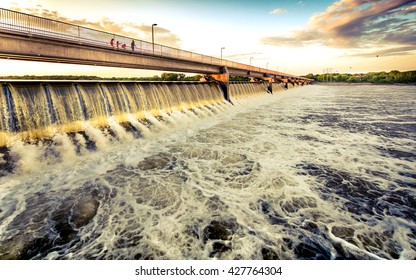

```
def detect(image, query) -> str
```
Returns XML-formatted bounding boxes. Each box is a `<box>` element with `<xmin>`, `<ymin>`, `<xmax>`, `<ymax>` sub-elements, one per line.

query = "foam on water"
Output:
<box><xmin>0</xmin><ymin>85</ymin><xmax>415</xmax><ymax>260</ymax></box>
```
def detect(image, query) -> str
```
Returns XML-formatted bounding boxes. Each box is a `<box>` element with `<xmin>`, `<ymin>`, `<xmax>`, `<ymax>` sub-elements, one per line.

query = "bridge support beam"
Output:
<box><xmin>289</xmin><ymin>79</ymin><xmax>296</xmax><ymax>87</ymax></box>
<box><xmin>205</xmin><ymin>66</ymin><xmax>231</xmax><ymax>103</ymax></box>
<box><xmin>274</xmin><ymin>77</ymin><xmax>289</xmax><ymax>90</ymax></box>
<box><xmin>248</xmin><ymin>74</ymin><xmax>274</xmax><ymax>94</ymax></box>
<box><xmin>261</xmin><ymin>75</ymin><xmax>274</xmax><ymax>94</ymax></box>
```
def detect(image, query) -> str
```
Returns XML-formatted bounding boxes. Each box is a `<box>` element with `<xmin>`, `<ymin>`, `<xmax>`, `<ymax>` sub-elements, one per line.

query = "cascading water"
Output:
<box><xmin>229</xmin><ymin>82</ymin><xmax>284</xmax><ymax>99</ymax></box>
<box><xmin>0</xmin><ymin>80</ymin><xmax>251</xmax><ymax>146</ymax></box>
<box><xmin>3</xmin><ymin>83</ymin><xmax>411</xmax><ymax>261</ymax></box>
<box><xmin>9</xmin><ymin>83</ymin><xmax>53</xmax><ymax>136</ymax></box>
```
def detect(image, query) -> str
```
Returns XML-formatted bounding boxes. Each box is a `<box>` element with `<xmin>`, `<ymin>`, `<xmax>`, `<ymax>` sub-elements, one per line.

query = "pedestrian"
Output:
<box><xmin>131</xmin><ymin>40</ymin><xmax>136</xmax><ymax>51</ymax></box>
<box><xmin>116</xmin><ymin>40</ymin><xmax>120</xmax><ymax>48</ymax></box>
<box><xmin>110</xmin><ymin>38</ymin><xmax>114</xmax><ymax>47</ymax></box>
<box><xmin>122</xmin><ymin>43</ymin><xmax>126</xmax><ymax>49</ymax></box>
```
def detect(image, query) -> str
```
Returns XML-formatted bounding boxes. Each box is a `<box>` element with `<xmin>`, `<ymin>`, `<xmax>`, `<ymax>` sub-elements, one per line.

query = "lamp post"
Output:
<box><xmin>152</xmin><ymin>23</ymin><xmax>157</xmax><ymax>54</ymax></box>
<box><xmin>221</xmin><ymin>47</ymin><xmax>225</xmax><ymax>60</ymax></box>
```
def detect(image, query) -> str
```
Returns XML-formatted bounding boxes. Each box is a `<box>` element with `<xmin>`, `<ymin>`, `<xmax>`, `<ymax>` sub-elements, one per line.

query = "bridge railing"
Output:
<box><xmin>0</xmin><ymin>8</ymin><xmax>306</xmax><ymax>80</ymax></box>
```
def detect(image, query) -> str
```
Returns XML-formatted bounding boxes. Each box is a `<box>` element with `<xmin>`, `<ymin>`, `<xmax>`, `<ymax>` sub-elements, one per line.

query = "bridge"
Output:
<box><xmin>0</xmin><ymin>8</ymin><xmax>312</xmax><ymax>101</ymax></box>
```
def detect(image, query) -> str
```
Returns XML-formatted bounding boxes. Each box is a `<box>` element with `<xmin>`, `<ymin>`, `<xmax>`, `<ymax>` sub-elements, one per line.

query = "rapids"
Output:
<box><xmin>0</xmin><ymin>84</ymin><xmax>414</xmax><ymax>260</ymax></box>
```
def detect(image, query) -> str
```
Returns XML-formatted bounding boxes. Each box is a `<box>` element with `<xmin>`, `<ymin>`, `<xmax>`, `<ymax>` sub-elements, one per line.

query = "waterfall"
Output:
<box><xmin>76</xmin><ymin>83</ymin><xmax>110</xmax><ymax>127</ymax></box>
<box><xmin>229</xmin><ymin>82</ymin><xmax>268</xmax><ymax>99</ymax></box>
<box><xmin>0</xmin><ymin>81</ymin><xmax>225</xmax><ymax>145</ymax></box>
<box><xmin>272</xmin><ymin>83</ymin><xmax>287</xmax><ymax>92</ymax></box>
<box><xmin>48</xmin><ymin>83</ymin><xmax>85</xmax><ymax>132</ymax></box>
<box><xmin>0</xmin><ymin>85</ymin><xmax>9</xmax><ymax>132</ymax></box>
<box><xmin>0</xmin><ymin>81</ymin><xmax>276</xmax><ymax>146</ymax></box>
<box><xmin>8</xmin><ymin>83</ymin><xmax>54</xmax><ymax>141</ymax></box>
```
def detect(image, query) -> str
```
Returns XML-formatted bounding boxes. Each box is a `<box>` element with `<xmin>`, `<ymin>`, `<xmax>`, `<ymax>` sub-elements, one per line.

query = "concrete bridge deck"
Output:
<box><xmin>0</xmin><ymin>8</ymin><xmax>312</xmax><ymax>84</ymax></box>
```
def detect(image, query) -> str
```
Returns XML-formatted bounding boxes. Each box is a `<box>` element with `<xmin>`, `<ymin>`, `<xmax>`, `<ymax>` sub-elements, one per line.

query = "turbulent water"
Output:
<box><xmin>0</xmin><ymin>84</ymin><xmax>415</xmax><ymax>260</ymax></box>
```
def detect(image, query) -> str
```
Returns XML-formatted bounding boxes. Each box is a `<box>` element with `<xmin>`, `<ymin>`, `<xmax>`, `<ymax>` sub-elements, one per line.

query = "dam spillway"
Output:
<box><xmin>1</xmin><ymin>84</ymin><xmax>414</xmax><ymax>260</ymax></box>
<box><xmin>0</xmin><ymin>80</ymin><xmax>288</xmax><ymax>146</ymax></box>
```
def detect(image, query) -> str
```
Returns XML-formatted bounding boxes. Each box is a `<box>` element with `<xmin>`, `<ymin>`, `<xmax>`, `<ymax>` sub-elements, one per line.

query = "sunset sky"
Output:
<box><xmin>0</xmin><ymin>0</ymin><xmax>415</xmax><ymax>77</ymax></box>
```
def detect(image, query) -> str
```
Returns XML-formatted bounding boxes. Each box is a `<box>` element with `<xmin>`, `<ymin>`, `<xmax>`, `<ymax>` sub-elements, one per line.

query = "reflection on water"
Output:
<box><xmin>0</xmin><ymin>84</ymin><xmax>415</xmax><ymax>260</ymax></box>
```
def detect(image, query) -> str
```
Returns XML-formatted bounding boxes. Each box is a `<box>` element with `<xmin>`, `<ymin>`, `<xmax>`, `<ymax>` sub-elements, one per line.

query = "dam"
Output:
<box><xmin>0</xmin><ymin>80</ymin><xmax>289</xmax><ymax>147</ymax></box>
<box><xmin>0</xmin><ymin>84</ymin><xmax>414</xmax><ymax>260</ymax></box>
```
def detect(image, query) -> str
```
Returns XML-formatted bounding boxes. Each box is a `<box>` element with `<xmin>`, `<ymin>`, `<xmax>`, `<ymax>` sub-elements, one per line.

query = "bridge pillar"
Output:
<box><xmin>273</xmin><ymin>76</ymin><xmax>288</xmax><ymax>90</ymax></box>
<box><xmin>205</xmin><ymin>66</ymin><xmax>231</xmax><ymax>103</ymax></box>
<box><xmin>248</xmin><ymin>74</ymin><xmax>274</xmax><ymax>94</ymax></box>
<box><xmin>261</xmin><ymin>75</ymin><xmax>274</xmax><ymax>94</ymax></box>
<box><xmin>279</xmin><ymin>78</ymin><xmax>289</xmax><ymax>90</ymax></box>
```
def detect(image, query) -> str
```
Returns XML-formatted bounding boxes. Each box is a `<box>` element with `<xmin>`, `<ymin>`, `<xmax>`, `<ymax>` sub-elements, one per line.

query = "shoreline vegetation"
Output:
<box><xmin>0</xmin><ymin>73</ymin><xmax>203</xmax><ymax>81</ymax></box>
<box><xmin>0</xmin><ymin>73</ymin><xmax>249</xmax><ymax>82</ymax></box>
<box><xmin>304</xmin><ymin>70</ymin><xmax>416</xmax><ymax>84</ymax></box>
<box><xmin>313</xmin><ymin>82</ymin><xmax>416</xmax><ymax>86</ymax></box>
<box><xmin>0</xmin><ymin>70</ymin><xmax>415</xmax><ymax>84</ymax></box>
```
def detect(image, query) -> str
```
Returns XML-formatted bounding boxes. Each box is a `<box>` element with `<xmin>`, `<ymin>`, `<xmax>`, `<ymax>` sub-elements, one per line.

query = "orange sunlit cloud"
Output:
<box><xmin>261</xmin><ymin>0</ymin><xmax>415</xmax><ymax>54</ymax></box>
<box><xmin>7</xmin><ymin>5</ymin><xmax>182</xmax><ymax>47</ymax></box>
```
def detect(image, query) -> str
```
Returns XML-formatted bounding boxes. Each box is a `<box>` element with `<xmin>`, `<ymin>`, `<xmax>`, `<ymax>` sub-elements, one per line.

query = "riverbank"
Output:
<box><xmin>313</xmin><ymin>82</ymin><xmax>416</xmax><ymax>86</ymax></box>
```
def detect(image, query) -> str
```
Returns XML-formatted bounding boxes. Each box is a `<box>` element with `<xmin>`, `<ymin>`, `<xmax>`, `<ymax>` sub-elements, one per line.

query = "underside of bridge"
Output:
<box><xmin>0</xmin><ymin>30</ymin><xmax>312</xmax><ymax>103</ymax></box>
<box><xmin>0</xmin><ymin>33</ymin><xmax>222</xmax><ymax>74</ymax></box>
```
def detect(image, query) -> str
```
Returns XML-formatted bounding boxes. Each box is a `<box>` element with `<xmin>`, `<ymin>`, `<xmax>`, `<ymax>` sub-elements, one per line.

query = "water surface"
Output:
<box><xmin>0</xmin><ymin>84</ymin><xmax>415</xmax><ymax>260</ymax></box>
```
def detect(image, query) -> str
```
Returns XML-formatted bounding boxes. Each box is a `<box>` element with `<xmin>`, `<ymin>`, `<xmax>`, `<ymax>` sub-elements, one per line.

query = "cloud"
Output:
<box><xmin>261</xmin><ymin>29</ymin><xmax>321</xmax><ymax>47</ymax></box>
<box><xmin>261</xmin><ymin>0</ymin><xmax>416</xmax><ymax>55</ymax></box>
<box><xmin>224</xmin><ymin>52</ymin><xmax>264</xmax><ymax>59</ymax></box>
<box><xmin>9</xmin><ymin>5</ymin><xmax>181</xmax><ymax>47</ymax></box>
<box><xmin>346</xmin><ymin>45</ymin><xmax>416</xmax><ymax>58</ymax></box>
<box><xmin>270</xmin><ymin>8</ymin><xmax>287</xmax><ymax>14</ymax></box>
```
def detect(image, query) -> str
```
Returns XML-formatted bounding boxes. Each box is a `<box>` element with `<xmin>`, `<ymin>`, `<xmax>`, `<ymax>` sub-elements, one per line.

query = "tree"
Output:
<box><xmin>305</xmin><ymin>73</ymin><xmax>315</xmax><ymax>80</ymax></box>
<box><xmin>347</xmin><ymin>76</ymin><xmax>357</xmax><ymax>83</ymax></box>
<box><xmin>161</xmin><ymin>73</ymin><xmax>179</xmax><ymax>81</ymax></box>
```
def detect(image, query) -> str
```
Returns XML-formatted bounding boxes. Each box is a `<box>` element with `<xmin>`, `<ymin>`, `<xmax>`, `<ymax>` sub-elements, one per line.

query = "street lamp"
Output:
<box><xmin>152</xmin><ymin>23</ymin><xmax>157</xmax><ymax>54</ymax></box>
<box><xmin>221</xmin><ymin>47</ymin><xmax>225</xmax><ymax>60</ymax></box>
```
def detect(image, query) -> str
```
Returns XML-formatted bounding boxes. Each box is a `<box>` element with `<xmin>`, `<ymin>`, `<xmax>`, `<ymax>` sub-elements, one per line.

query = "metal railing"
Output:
<box><xmin>0</xmin><ymin>8</ymin><xmax>305</xmax><ymax>80</ymax></box>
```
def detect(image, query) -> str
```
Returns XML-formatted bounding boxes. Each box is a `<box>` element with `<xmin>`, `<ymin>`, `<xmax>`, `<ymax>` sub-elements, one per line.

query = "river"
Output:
<box><xmin>0</xmin><ymin>84</ymin><xmax>415</xmax><ymax>260</ymax></box>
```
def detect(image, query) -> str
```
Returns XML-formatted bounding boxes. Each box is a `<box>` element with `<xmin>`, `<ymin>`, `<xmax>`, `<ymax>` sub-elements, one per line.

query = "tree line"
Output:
<box><xmin>0</xmin><ymin>73</ymin><xmax>250</xmax><ymax>82</ymax></box>
<box><xmin>0</xmin><ymin>73</ymin><xmax>202</xmax><ymax>81</ymax></box>
<box><xmin>4</xmin><ymin>71</ymin><xmax>414</xmax><ymax>83</ymax></box>
<box><xmin>303</xmin><ymin>70</ymin><xmax>416</xmax><ymax>84</ymax></box>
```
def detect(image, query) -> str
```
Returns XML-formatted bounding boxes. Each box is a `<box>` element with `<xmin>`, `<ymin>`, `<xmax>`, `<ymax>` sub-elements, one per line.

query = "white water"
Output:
<box><xmin>0</xmin><ymin>85</ymin><xmax>415</xmax><ymax>260</ymax></box>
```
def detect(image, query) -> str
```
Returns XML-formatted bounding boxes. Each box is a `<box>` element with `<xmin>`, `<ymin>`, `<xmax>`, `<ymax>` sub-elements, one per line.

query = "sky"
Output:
<box><xmin>0</xmin><ymin>0</ymin><xmax>415</xmax><ymax>77</ymax></box>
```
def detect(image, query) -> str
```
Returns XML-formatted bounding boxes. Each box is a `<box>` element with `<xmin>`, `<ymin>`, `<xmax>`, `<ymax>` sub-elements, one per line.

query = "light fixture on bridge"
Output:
<box><xmin>152</xmin><ymin>23</ymin><xmax>157</xmax><ymax>54</ymax></box>
<box><xmin>221</xmin><ymin>47</ymin><xmax>225</xmax><ymax>60</ymax></box>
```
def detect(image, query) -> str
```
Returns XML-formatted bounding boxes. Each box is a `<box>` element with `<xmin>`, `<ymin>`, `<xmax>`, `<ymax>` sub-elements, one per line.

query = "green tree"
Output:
<box><xmin>161</xmin><ymin>73</ymin><xmax>178</xmax><ymax>81</ymax></box>
<box><xmin>305</xmin><ymin>73</ymin><xmax>315</xmax><ymax>80</ymax></box>
<box><xmin>347</xmin><ymin>76</ymin><xmax>357</xmax><ymax>83</ymax></box>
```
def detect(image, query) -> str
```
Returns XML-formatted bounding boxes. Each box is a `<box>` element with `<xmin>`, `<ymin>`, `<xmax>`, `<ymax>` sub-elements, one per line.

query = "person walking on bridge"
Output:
<box><xmin>131</xmin><ymin>40</ymin><xmax>136</xmax><ymax>51</ymax></box>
